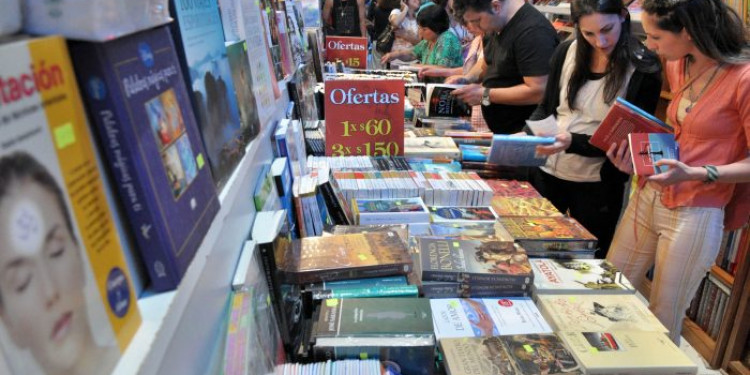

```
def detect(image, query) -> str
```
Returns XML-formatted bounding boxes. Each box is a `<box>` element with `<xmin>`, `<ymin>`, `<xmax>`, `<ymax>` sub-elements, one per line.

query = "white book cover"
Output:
<box><xmin>531</xmin><ymin>259</ymin><xmax>636</xmax><ymax>294</ymax></box>
<box><xmin>537</xmin><ymin>294</ymin><xmax>668</xmax><ymax>333</ymax></box>
<box><xmin>430</xmin><ymin>298</ymin><xmax>551</xmax><ymax>340</ymax></box>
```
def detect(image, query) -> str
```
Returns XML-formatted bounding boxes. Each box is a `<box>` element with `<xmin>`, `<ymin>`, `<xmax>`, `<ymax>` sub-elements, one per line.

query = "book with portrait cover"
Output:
<box><xmin>69</xmin><ymin>26</ymin><xmax>220</xmax><ymax>292</ymax></box>
<box><xmin>497</xmin><ymin>216</ymin><xmax>598</xmax><ymax>252</ymax></box>
<box><xmin>170</xmin><ymin>0</ymin><xmax>246</xmax><ymax>188</ymax></box>
<box><xmin>490</xmin><ymin>197</ymin><xmax>562</xmax><ymax>217</ymax></box>
<box><xmin>589</xmin><ymin>97</ymin><xmax>673</xmax><ymax>152</ymax></box>
<box><xmin>418</xmin><ymin>238</ymin><xmax>533</xmax><ymax>285</ymax></box>
<box><xmin>536</xmin><ymin>294</ymin><xmax>668</xmax><ymax>333</ymax></box>
<box><xmin>628</xmin><ymin>133</ymin><xmax>679</xmax><ymax>176</ymax></box>
<box><xmin>425</xmin><ymin>84</ymin><xmax>472</xmax><ymax>118</ymax></box>
<box><xmin>487</xmin><ymin>134</ymin><xmax>555</xmax><ymax>167</ymax></box>
<box><xmin>559</xmin><ymin>331</ymin><xmax>697</xmax><ymax>375</ymax></box>
<box><xmin>0</xmin><ymin>35</ymin><xmax>141</xmax><ymax>374</ymax></box>
<box><xmin>439</xmin><ymin>334</ymin><xmax>583</xmax><ymax>375</ymax></box>
<box><xmin>530</xmin><ymin>259</ymin><xmax>636</xmax><ymax>295</ymax></box>
<box><xmin>430</xmin><ymin>298</ymin><xmax>551</xmax><ymax>339</ymax></box>
<box><xmin>484</xmin><ymin>179</ymin><xmax>543</xmax><ymax>198</ymax></box>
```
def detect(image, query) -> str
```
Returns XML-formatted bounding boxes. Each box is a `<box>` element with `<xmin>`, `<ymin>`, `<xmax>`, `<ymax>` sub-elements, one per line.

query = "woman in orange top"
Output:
<box><xmin>606</xmin><ymin>0</ymin><xmax>750</xmax><ymax>343</ymax></box>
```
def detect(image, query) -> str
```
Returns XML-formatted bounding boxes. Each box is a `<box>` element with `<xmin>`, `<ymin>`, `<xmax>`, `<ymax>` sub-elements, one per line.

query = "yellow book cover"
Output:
<box><xmin>0</xmin><ymin>36</ymin><xmax>141</xmax><ymax>374</ymax></box>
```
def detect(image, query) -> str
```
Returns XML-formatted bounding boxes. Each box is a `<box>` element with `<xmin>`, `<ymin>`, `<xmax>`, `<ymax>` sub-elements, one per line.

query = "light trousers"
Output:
<box><xmin>606</xmin><ymin>183</ymin><xmax>724</xmax><ymax>343</ymax></box>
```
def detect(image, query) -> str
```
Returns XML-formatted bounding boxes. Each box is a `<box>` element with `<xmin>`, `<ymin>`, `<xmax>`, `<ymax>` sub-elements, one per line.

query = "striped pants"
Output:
<box><xmin>606</xmin><ymin>183</ymin><xmax>724</xmax><ymax>344</ymax></box>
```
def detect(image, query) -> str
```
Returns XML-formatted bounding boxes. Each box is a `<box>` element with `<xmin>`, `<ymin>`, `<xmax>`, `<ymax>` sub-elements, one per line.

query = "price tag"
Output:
<box><xmin>325</xmin><ymin>36</ymin><xmax>368</xmax><ymax>68</ymax></box>
<box><xmin>325</xmin><ymin>79</ymin><xmax>405</xmax><ymax>156</ymax></box>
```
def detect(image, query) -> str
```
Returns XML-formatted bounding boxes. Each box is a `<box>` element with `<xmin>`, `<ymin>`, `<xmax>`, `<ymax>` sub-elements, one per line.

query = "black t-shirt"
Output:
<box><xmin>481</xmin><ymin>3</ymin><xmax>558</xmax><ymax>134</ymax></box>
<box><xmin>372</xmin><ymin>6</ymin><xmax>391</xmax><ymax>39</ymax></box>
<box><xmin>332</xmin><ymin>0</ymin><xmax>362</xmax><ymax>36</ymax></box>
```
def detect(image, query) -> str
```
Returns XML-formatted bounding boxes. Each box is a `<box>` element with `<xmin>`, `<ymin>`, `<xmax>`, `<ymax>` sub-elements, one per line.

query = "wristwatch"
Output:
<box><xmin>481</xmin><ymin>87</ymin><xmax>491</xmax><ymax>106</ymax></box>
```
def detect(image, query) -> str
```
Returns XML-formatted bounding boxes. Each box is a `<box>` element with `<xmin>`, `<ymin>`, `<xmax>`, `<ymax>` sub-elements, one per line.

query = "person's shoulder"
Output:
<box><xmin>629</xmin><ymin>39</ymin><xmax>661</xmax><ymax>74</ymax></box>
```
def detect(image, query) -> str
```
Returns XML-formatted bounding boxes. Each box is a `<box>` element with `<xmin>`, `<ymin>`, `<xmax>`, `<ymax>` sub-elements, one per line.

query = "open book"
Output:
<box><xmin>628</xmin><ymin>133</ymin><xmax>679</xmax><ymax>176</ymax></box>
<box><xmin>590</xmin><ymin>97</ymin><xmax>672</xmax><ymax>151</ymax></box>
<box><xmin>426</xmin><ymin>84</ymin><xmax>472</xmax><ymax>118</ymax></box>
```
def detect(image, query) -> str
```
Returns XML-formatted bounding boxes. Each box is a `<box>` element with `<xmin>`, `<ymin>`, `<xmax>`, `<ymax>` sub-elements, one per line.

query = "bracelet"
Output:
<box><xmin>703</xmin><ymin>165</ymin><xmax>719</xmax><ymax>184</ymax></box>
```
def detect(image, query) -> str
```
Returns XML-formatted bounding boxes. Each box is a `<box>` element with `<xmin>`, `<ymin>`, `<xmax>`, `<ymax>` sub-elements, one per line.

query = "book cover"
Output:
<box><xmin>490</xmin><ymin>197</ymin><xmax>562</xmax><ymax>217</ymax></box>
<box><xmin>421</xmin><ymin>281</ymin><xmax>530</xmax><ymax>298</ymax></box>
<box><xmin>302</xmin><ymin>275</ymin><xmax>408</xmax><ymax>291</ymax></box>
<box><xmin>628</xmin><ymin>133</ymin><xmax>679</xmax><ymax>176</ymax></box>
<box><xmin>69</xmin><ymin>26</ymin><xmax>220</xmax><ymax>292</ymax></box>
<box><xmin>536</xmin><ymin>294</ymin><xmax>669</xmax><ymax>333</ymax></box>
<box><xmin>429</xmin><ymin>222</ymin><xmax>516</xmax><ymax>242</ymax></box>
<box><xmin>353</xmin><ymin>197</ymin><xmax>430</xmax><ymax>225</ymax></box>
<box><xmin>271</xmin><ymin>157</ymin><xmax>299</xmax><ymax>238</ymax></box>
<box><xmin>404</xmin><ymin>136</ymin><xmax>460</xmax><ymax>160</ymax></box>
<box><xmin>259</xmin><ymin>0</ymin><xmax>286</xmax><ymax>81</ymax></box>
<box><xmin>426</xmin><ymin>84</ymin><xmax>472</xmax><ymax>118</ymax></box>
<box><xmin>170</xmin><ymin>0</ymin><xmax>248</xmax><ymax>188</ymax></box>
<box><xmin>314</xmin><ymin>297</ymin><xmax>433</xmax><ymax>337</ymax></box>
<box><xmin>418</xmin><ymin>238</ymin><xmax>533</xmax><ymax>284</ymax></box>
<box><xmin>430</xmin><ymin>298</ymin><xmax>551</xmax><ymax>339</ymax></box>
<box><xmin>497</xmin><ymin>216</ymin><xmax>598</xmax><ymax>252</ymax></box>
<box><xmin>280</xmin><ymin>231</ymin><xmax>413</xmax><ymax>284</ymax></box>
<box><xmin>0</xmin><ymin>35</ymin><xmax>141</xmax><ymax>375</ymax></box>
<box><xmin>459</xmin><ymin>144</ymin><xmax>489</xmax><ymax>162</ymax></box>
<box><xmin>589</xmin><ymin>97</ymin><xmax>672</xmax><ymax>152</ymax></box>
<box><xmin>530</xmin><ymin>259</ymin><xmax>636</xmax><ymax>294</ymax></box>
<box><xmin>225</xmin><ymin>40</ymin><xmax>261</xmax><ymax>143</ymax></box>
<box><xmin>485</xmin><ymin>179</ymin><xmax>543</xmax><ymax>198</ymax></box>
<box><xmin>429</xmin><ymin>206</ymin><xmax>498</xmax><ymax>223</ymax></box>
<box><xmin>487</xmin><ymin>134</ymin><xmax>555</xmax><ymax>167</ymax></box>
<box><xmin>254</xmin><ymin>164</ymin><xmax>282</xmax><ymax>212</ymax></box>
<box><xmin>309</xmin><ymin>284</ymin><xmax>419</xmax><ymax>299</ymax></box>
<box><xmin>328</xmin><ymin>224</ymin><xmax>409</xmax><ymax>244</ymax></box>
<box><xmin>559</xmin><ymin>331</ymin><xmax>698</xmax><ymax>374</ymax></box>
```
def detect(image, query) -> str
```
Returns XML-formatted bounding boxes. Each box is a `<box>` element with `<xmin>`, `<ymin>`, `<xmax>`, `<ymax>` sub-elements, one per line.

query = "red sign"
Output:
<box><xmin>325</xmin><ymin>80</ymin><xmax>405</xmax><ymax>156</ymax></box>
<box><xmin>325</xmin><ymin>36</ymin><xmax>368</xmax><ymax>69</ymax></box>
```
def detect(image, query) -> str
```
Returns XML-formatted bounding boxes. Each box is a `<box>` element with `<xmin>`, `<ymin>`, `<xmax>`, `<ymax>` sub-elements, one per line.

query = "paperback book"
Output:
<box><xmin>225</xmin><ymin>40</ymin><xmax>262</xmax><ymax>142</ymax></box>
<box><xmin>589</xmin><ymin>97</ymin><xmax>672</xmax><ymax>152</ymax></box>
<box><xmin>421</xmin><ymin>281</ymin><xmax>530</xmax><ymax>298</ymax></box>
<box><xmin>428</xmin><ymin>206</ymin><xmax>498</xmax><ymax>223</ymax></box>
<box><xmin>490</xmin><ymin>197</ymin><xmax>562</xmax><ymax>217</ymax></box>
<box><xmin>485</xmin><ymin>179</ymin><xmax>542</xmax><ymax>198</ymax></box>
<box><xmin>430</xmin><ymin>298</ymin><xmax>551</xmax><ymax>339</ymax></box>
<box><xmin>530</xmin><ymin>258</ymin><xmax>636</xmax><ymax>295</ymax></box>
<box><xmin>497</xmin><ymin>216</ymin><xmax>598</xmax><ymax>252</ymax></box>
<box><xmin>425</xmin><ymin>84</ymin><xmax>472</xmax><ymax>118</ymax></box>
<box><xmin>352</xmin><ymin>197</ymin><xmax>430</xmax><ymax>225</ymax></box>
<box><xmin>487</xmin><ymin>134</ymin><xmax>555</xmax><ymax>167</ymax></box>
<box><xmin>429</xmin><ymin>222</ymin><xmax>516</xmax><ymax>242</ymax></box>
<box><xmin>628</xmin><ymin>133</ymin><xmax>679</xmax><ymax>176</ymax></box>
<box><xmin>404</xmin><ymin>136</ymin><xmax>461</xmax><ymax>160</ymax></box>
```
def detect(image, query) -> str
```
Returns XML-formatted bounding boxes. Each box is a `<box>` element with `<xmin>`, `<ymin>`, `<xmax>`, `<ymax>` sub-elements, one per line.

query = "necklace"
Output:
<box><xmin>684</xmin><ymin>59</ymin><xmax>722</xmax><ymax>113</ymax></box>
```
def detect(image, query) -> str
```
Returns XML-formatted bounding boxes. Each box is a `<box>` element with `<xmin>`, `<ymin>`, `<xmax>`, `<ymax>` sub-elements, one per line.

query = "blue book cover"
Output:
<box><xmin>628</xmin><ymin>133</ymin><xmax>679</xmax><ymax>176</ymax></box>
<box><xmin>226</xmin><ymin>40</ymin><xmax>261</xmax><ymax>143</ymax></box>
<box><xmin>488</xmin><ymin>134</ymin><xmax>555</xmax><ymax>167</ymax></box>
<box><xmin>69</xmin><ymin>26</ymin><xmax>220</xmax><ymax>292</ymax></box>
<box><xmin>459</xmin><ymin>144</ymin><xmax>489</xmax><ymax>162</ymax></box>
<box><xmin>271</xmin><ymin>157</ymin><xmax>299</xmax><ymax>239</ymax></box>
<box><xmin>170</xmin><ymin>0</ymin><xmax>246</xmax><ymax>188</ymax></box>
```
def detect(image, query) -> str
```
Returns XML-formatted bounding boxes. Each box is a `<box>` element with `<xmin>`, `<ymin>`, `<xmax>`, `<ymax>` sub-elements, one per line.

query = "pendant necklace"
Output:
<box><xmin>684</xmin><ymin>59</ymin><xmax>722</xmax><ymax>113</ymax></box>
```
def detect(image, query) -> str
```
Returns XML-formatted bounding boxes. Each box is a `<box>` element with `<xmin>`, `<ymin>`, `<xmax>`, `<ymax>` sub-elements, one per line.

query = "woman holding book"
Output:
<box><xmin>605</xmin><ymin>0</ymin><xmax>750</xmax><ymax>343</ymax></box>
<box><xmin>526</xmin><ymin>0</ymin><xmax>662</xmax><ymax>255</ymax></box>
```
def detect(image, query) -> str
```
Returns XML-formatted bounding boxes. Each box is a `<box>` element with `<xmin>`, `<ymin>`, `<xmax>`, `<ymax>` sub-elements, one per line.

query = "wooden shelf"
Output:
<box><xmin>711</xmin><ymin>265</ymin><xmax>735</xmax><ymax>287</ymax></box>
<box><xmin>728</xmin><ymin>361</ymin><xmax>750</xmax><ymax>375</ymax></box>
<box><xmin>682</xmin><ymin>318</ymin><xmax>717</xmax><ymax>364</ymax></box>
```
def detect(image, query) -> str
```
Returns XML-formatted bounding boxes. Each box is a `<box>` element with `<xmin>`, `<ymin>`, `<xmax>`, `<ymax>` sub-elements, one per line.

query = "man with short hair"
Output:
<box><xmin>449</xmin><ymin>0</ymin><xmax>558</xmax><ymax>134</ymax></box>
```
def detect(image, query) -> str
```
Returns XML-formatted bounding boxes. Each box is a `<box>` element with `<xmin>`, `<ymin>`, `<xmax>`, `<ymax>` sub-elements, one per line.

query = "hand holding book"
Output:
<box><xmin>535</xmin><ymin>132</ymin><xmax>572</xmax><ymax>156</ymax></box>
<box><xmin>451</xmin><ymin>83</ymin><xmax>482</xmax><ymax>106</ymax></box>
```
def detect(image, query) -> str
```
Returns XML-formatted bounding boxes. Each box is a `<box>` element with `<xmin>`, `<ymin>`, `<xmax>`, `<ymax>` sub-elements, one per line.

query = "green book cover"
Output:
<box><xmin>315</xmin><ymin>298</ymin><xmax>433</xmax><ymax>337</ymax></box>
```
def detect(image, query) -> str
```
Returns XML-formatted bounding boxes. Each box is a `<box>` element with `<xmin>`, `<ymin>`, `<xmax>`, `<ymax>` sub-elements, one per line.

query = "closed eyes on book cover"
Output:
<box><xmin>69</xmin><ymin>26</ymin><xmax>220</xmax><ymax>292</ymax></box>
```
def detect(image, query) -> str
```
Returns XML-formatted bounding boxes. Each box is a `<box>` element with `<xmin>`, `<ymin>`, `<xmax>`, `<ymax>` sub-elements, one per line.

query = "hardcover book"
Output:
<box><xmin>418</xmin><ymin>238</ymin><xmax>533</xmax><ymax>284</ymax></box>
<box><xmin>439</xmin><ymin>334</ymin><xmax>583</xmax><ymax>375</ymax></box>
<box><xmin>69</xmin><ymin>26</ymin><xmax>220</xmax><ymax>292</ymax></box>
<box><xmin>530</xmin><ymin>259</ymin><xmax>636</xmax><ymax>295</ymax></box>
<box><xmin>425</xmin><ymin>84</ymin><xmax>472</xmax><ymax>118</ymax></box>
<box><xmin>428</xmin><ymin>206</ymin><xmax>498</xmax><ymax>223</ymax></box>
<box><xmin>429</xmin><ymin>222</ymin><xmax>516</xmax><ymax>242</ymax></box>
<box><xmin>328</xmin><ymin>224</ymin><xmax>409</xmax><ymax>244</ymax></box>
<box><xmin>490</xmin><ymin>197</ymin><xmax>562</xmax><ymax>217</ymax></box>
<box><xmin>353</xmin><ymin>197</ymin><xmax>430</xmax><ymax>225</ymax></box>
<box><xmin>404</xmin><ymin>136</ymin><xmax>461</xmax><ymax>160</ymax></box>
<box><xmin>430</xmin><ymin>298</ymin><xmax>551</xmax><ymax>339</ymax></box>
<box><xmin>225</xmin><ymin>40</ymin><xmax>261</xmax><ymax>142</ymax></box>
<box><xmin>628</xmin><ymin>133</ymin><xmax>679</xmax><ymax>176</ymax></box>
<box><xmin>485</xmin><ymin>179</ymin><xmax>542</xmax><ymax>198</ymax></box>
<box><xmin>497</xmin><ymin>216</ymin><xmax>598</xmax><ymax>252</ymax></box>
<box><xmin>170</xmin><ymin>0</ymin><xmax>247</xmax><ymax>187</ymax></box>
<box><xmin>487</xmin><ymin>134</ymin><xmax>555</xmax><ymax>167</ymax></box>
<box><xmin>0</xmin><ymin>35</ymin><xmax>141</xmax><ymax>374</ymax></box>
<box><xmin>302</xmin><ymin>275</ymin><xmax>409</xmax><ymax>291</ymax></box>
<box><xmin>536</xmin><ymin>294</ymin><xmax>669</xmax><ymax>333</ymax></box>
<box><xmin>421</xmin><ymin>281</ymin><xmax>530</xmax><ymax>298</ymax></box>
<box><xmin>559</xmin><ymin>331</ymin><xmax>698</xmax><ymax>375</ymax></box>
<box><xmin>589</xmin><ymin>97</ymin><xmax>672</xmax><ymax>152</ymax></box>
<box><xmin>459</xmin><ymin>144</ymin><xmax>489</xmax><ymax>162</ymax></box>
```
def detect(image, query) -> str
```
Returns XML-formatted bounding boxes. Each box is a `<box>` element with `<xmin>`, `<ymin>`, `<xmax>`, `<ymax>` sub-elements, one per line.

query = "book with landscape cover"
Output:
<box><xmin>439</xmin><ymin>334</ymin><xmax>583</xmax><ymax>375</ymax></box>
<box><xmin>485</xmin><ymin>179</ymin><xmax>543</xmax><ymax>198</ymax></box>
<box><xmin>559</xmin><ymin>331</ymin><xmax>698</xmax><ymax>375</ymax></box>
<box><xmin>225</xmin><ymin>40</ymin><xmax>261</xmax><ymax>142</ymax></box>
<box><xmin>421</xmin><ymin>281</ymin><xmax>530</xmax><ymax>298</ymax></box>
<box><xmin>430</xmin><ymin>298</ymin><xmax>551</xmax><ymax>339</ymax></box>
<box><xmin>0</xmin><ymin>35</ymin><xmax>141</xmax><ymax>374</ymax></box>
<box><xmin>497</xmin><ymin>216</ymin><xmax>598</xmax><ymax>252</ymax></box>
<box><xmin>589</xmin><ymin>97</ymin><xmax>672</xmax><ymax>152</ymax></box>
<box><xmin>69</xmin><ymin>26</ymin><xmax>220</xmax><ymax>292</ymax></box>
<box><xmin>353</xmin><ymin>197</ymin><xmax>430</xmax><ymax>225</ymax></box>
<box><xmin>426</xmin><ymin>84</ymin><xmax>472</xmax><ymax>118</ymax></box>
<box><xmin>280</xmin><ymin>231</ymin><xmax>413</xmax><ymax>284</ymax></box>
<box><xmin>491</xmin><ymin>197</ymin><xmax>562</xmax><ymax>217</ymax></box>
<box><xmin>536</xmin><ymin>294</ymin><xmax>669</xmax><ymax>333</ymax></box>
<box><xmin>530</xmin><ymin>259</ymin><xmax>636</xmax><ymax>295</ymax></box>
<box><xmin>429</xmin><ymin>222</ymin><xmax>516</xmax><ymax>242</ymax></box>
<box><xmin>429</xmin><ymin>206</ymin><xmax>498</xmax><ymax>223</ymax></box>
<box><xmin>487</xmin><ymin>134</ymin><xmax>555</xmax><ymax>167</ymax></box>
<box><xmin>628</xmin><ymin>133</ymin><xmax>679</xmax><ymax>176</ymax></box>
<box><xmin>418</xmin><ymin>238</ymin><xmax>533</xmax><ymax>284</ymax></box>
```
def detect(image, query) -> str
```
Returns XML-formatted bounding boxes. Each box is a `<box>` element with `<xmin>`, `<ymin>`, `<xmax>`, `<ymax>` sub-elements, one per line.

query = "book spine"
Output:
<box><xmin>285</xmin><ymin>263</ymin><xmax>412</xmax><ymax>285</ymax></box>
<box><xmin>309</xmin><ymin>285</ymin><xmax>419</xmax><ymax>299</ymax></box>
<box><xmin>421</xmin><ymin>283</ymin><xmax>530</xmax><ymax>298</ymax></box>
<box><xmin>70</xmin><ymin>45</ymin><xmax>179</xmax><ymax>291</ymax></box>
<box><xmin>518</xmin><ymin>239</ymin><xmax>597</xmax><ymax>252</ymax></box>
<box><xmin>257</xmin><ymin>241</ymin><xmax>293</xmax><ymax>346</ymax></box>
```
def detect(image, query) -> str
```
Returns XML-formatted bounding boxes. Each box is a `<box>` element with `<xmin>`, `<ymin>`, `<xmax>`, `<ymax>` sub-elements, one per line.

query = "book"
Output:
<box><xmin>559</xmin><ymin>331</ymin><xmax>698</xmax><ymax>374</ymax></box>
<box><xmin>302</xmin><ymin>275</ymin><xmax>409</xmax><ymax>291</ymax></box>
<box><xmin>628</xmin><ymin>133</ymin><xmax>679</xmax><ymax>176</ymax></box>
<box><xmin>425</xmin><ymin>84</ymin><xmax>472</xmax><ymax>118</ymax></box>
<box><xmin>170</xmin><ymin>0</ymin><xmax>247</xmax><ymax>188</ymax></box>
<box><xmin>429</xmin><ymin>222</ymin><xmax>516</xmax><ymax>242</ymax></box>
<box><xmin>497</xmin><ymin>216</ymin><xmax>598</xmax><ymax>252</ymax></box>
<box><xmin>487</xmin><ymin>134</ymin><xmax>555</xmax><ymax>167</ymax></box>
<box><xmin>490</xmin><ymin>196</ymin><xmax>562</xmax><ymax>217</ymax></box>
<box><xmin>589</xmin><ymin>97</ymin><xmax>672</xmax><ymax>152</ymax></box>
<box><xmin>69</xmin><ymin>26</ymin><xmax>220</xmax><ymax>292</ymax></box>
<box><xmin>418</xmin><ymin>238</ymin><xmax>533</xmax><ymax>285</ymax></box>
<box><xmin>225</xmin><ymin>40</ymin><xmax>262</xmax><ymax>143</ymax></box>
<box><xmin>430</xmin><ymin>298</ymin><xmax>551</xmax><ymax>339</ymax></box>
<box><xmin>0</xmin><ymin>35</ymin><xmax>141</xmax><ymax>374</ymax></box>
<box><xmin>254</xmin><ymin>163</ymin><xmax>283</xmax><ymax>211</ymax></box>
<box><xmin>327</xmin><ymin>224</ymin><xmax>409</xmax><ymax>244</ymax></box>
<box><xmin>421</xmin><ymin>281</ymin><xmax>530</xmax><ymax>298</ymax></box>
<box><xmin>271</xmin><ymin>157</ymin><xmax>299</xmax><ymax>238</ymax></box>
<box><xmin>459</xmin><ymin>144</ymin><xmax>489</xmax><ymax>162</ymax></box>
<box><xmin>428</xmin><ymin>206</ymin><xmax>498</xmax><ymax>223</ymax></box>
<box><xmin>439</xmin><ymin>334</ymin><xmax>583</xmax><ymax>375</ymax></box>
<box><xmin>280</xmin><ymin>231</ymin><xmax>413</xmax><ymax>284</ymax></box>
<box><xmin>530</xmin><ymin>259</ymin><xmax>636</xmax><ymax>294</ymax></box>
<box><xmin>352</xmin><ymin>197</ymin><xmax>430</xmax><ymax>225</ymax></box>
<box><xmin>485</xmin><ymin>179</ymin><xmax>543</xmax><ymax>198</ymax></box>
<box><xmin>404</xmin><ymin>136</ymin><xmax>461</xmax><ymax>160</ymax></box>
<box><xmin>309</xmin><ymin>284</ymin><xmax>419</xmax><ymax>299</ymax></box>
<box><xmin>536</xmin><ymin>294</ymin><xmax>669</xmax><ymax>333</ymax></box>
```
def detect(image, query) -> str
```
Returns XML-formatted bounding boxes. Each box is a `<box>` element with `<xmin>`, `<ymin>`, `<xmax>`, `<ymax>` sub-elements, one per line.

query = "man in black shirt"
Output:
<box><xmin>449</xmin><ymin>0</ymin><xmax>558</xmax><ymax>134</ymax></box>
<box><xmin>323</xmin><ymin>0</ymin><xmax>368</xmax><ymax>37</ymax></box>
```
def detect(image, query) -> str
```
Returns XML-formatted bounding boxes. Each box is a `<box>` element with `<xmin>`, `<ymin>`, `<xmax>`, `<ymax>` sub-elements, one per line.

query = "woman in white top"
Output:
<box><xmin>389</xmin><ymin>0</ymin><xmax>420</xmax><ymax>52</ymax></box>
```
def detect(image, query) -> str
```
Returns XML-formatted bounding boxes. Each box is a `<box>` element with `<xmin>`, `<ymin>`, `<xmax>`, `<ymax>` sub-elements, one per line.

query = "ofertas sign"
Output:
<box><xmin>325</xmin><ymin>36</ymin><xmax>367</xmax><ymax>69</ymax></box>
<box><xmin>325</xmin><ymin>79</ymin><xmax>405</xmax><ymax>156</ymax></box>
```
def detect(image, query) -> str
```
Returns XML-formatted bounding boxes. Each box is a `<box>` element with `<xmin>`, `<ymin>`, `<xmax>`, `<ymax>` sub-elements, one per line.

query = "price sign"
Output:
<box><xmin>325</xmin><ymin>79</ymin><xmax>405</xmax><ymax>156</ymax></box>
<box><xmin>325</xmin><ymin>36</ymin><xmax>368</xmax><ymax>69</ymax></box>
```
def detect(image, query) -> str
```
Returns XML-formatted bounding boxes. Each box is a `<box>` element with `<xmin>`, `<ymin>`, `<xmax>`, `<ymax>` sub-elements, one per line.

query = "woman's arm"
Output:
<box><xmin>381</xmin><ymin>48</ymin><xmax>416</xmax><ymax>63</ymax></box>
<box><xmin>650</xmin><ymin>155</ymin><xmax>750</xmax><ymax>185</ymax></box>
<box><xmin>389</xmin><ymin>5</ymin><xmax>408</xmax><ymax>27</ymax></box>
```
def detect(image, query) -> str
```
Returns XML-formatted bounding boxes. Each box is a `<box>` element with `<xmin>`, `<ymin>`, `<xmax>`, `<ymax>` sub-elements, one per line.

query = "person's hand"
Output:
<box><xmin>452</xmin><ymin>84</ymin><xmax>482</xmax><ymax>106</ymax></box>
<box><xmin>381</xmin><ymin>52</ymin><xmax>393</xmax><ymax>64</ymax></box>
<box><xmin>418</xmin><ymin>67</ymin><xmax>445</xmax><ymax>79</ymax></box>
<box><xmin>445</xmin><ymin>75</ymin><xmax>468</xmax><ymax>84</ymax></box>
<box><xmin>401</xmin><ymin>0</ymin><xmax>407</xmax><ymax>10</ymax></box>
<box><xmin>606</xmin><ymin>140</ymin><xmax>634</xmax><ymax>175</ymax></box>
<box><xmin>647</xmin><ymin>159</ymin><xmax>704</xmax><ymax>186</ymax></box>
<box><xmin>536</xmin><ymin>132</ymin><xmax>571</xmax><ymax>156</ymax></box>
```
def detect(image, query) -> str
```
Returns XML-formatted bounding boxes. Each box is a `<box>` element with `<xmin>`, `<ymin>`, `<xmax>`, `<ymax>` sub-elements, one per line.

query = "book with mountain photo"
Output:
<box><xmin>628</xmin><ymin>133</ymin><xmax>679</xmax><ymax>176</ymax></box>
<box><xmin>426</xmin><ymin>84</ymin><xmax>472</xmax><ymax>118</ymax></box>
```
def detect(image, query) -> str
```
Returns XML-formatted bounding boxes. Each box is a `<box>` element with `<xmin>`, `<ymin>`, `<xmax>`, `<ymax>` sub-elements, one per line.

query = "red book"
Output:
<box><xmin>590</xmin><ymin>97</ymin><xmax>672</xmax><ymax>152</ymax></box>
<box><xmin>628</xmin><ymin>133</ymin><xmax>679</xmax><ymax>176</ymax></box>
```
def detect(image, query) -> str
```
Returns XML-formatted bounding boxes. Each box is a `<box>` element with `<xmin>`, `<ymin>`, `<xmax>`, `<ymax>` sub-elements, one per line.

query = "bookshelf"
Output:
<box><xmin>722</xmin><ymin>247</ymin><xmax>750</xmax><ymax>375</ymax></box>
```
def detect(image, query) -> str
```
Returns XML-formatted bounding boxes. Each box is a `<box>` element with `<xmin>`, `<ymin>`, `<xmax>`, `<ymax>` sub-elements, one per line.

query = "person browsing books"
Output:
<box><xmin>0</xmin><ymin>152</ymin><xmax>121</xmax><ymax>374</ymax></box>
<box><xmin>323</xmin><ymin>0</ymin><xmax>368</xmax><ymax>37</ymax></box>
<box><xmin>526</xmin><ymin>0</ymin><xmax>662</xmax><ymax>257</ymax></box>
<box><xmin>605</xmin><ymin>0</ymin><xmax>750</xmax><ymax>344</ymax></box>
<box><xmin>445</xmin><ymin>0</ymin><xmax>559</xmax><ymax>134</ymax></box>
